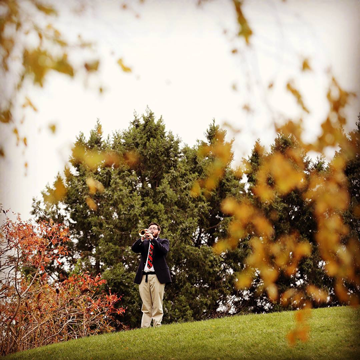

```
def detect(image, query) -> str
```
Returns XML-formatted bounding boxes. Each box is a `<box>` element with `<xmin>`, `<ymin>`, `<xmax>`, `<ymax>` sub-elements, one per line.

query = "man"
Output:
<box><xmin>131</xmin><ymin>222</ymin><xmax>171</xmax><ymax>328</ymax></box>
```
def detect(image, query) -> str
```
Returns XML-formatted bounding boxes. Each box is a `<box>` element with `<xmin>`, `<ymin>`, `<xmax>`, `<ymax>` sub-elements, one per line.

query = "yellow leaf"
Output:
<box><xmin>271</xmin><ymin>152</ymin><xmax>305</xmax><ymax>195</ymax></box>
<box><xmin>86</xmin><ymin>177</ymin><xmax>97</xmax><ymax>194</ymax></box>
<box><xmin>325</xmin><ymin>261</ymin><xmax>339</xmax><ymax>277</ymax></box>
<box><xmin>84</xmin><ymin>60</ymin><xmax>100</xmax><ymax>72</ymax></box>
<box><xmin>235</xmin><ymin>269</ymin><xmax>253</xmax><ymax>289</ymax></box>
<box><xmin>330</xmin><ymin>154</ymin><xmax>346</xmax><ymax>172</ymax></box>
<box><xmin>103</xmin><ymin>151</ymin><xmax>121</xmax><ymax>167</ymax></box>
<box><xmin>190</xmin><ymin>181</ymin><xmax>201</xmax><ymax>198</ymax></box>
<box><xmin>23</xmin><ymin>49</ymin><xmax>53</xmax><ymax>86</ymax></box>
<box><xmin>72</xmin><ymin>144</ymin><xmax>86</xmax><ymax>163</ymax></box>
<box><xmin>86</xmin><ymin>196</ymin><xmax>97</xmax><ymax>211</ymax></box>
<box><xmin>13</xmin><ymin>127</ymin><xmax>19</xmax><ymax>139</ymax></box>
<box><xmin>294</xmin><ymin>241</ymin><xmax>312</xmax><ymax>259</ymax></box>
<box><xmin>0</xmin><ymin>108</ymin><xmax>12</xmax><ymax>123</ymax></box>
<box><xmin>306</xmin><ymin>285</ymin><xmax>328</xmax><ymax>303</ymax></box>
<box><xmin>301</xmin><ymin>58</ymin><xmax>312</xmax><ymax>72</ymax></box>
<box><xmin>213</xmin><ymin>240</ymin><xmax>230</xmax><ymax>254</ymax></box>
<box><xmin>266</xmin><ymin>284</ymin><xmax>278</xmax><ymax>302</ymax></box>
<box><xmin>262</xmin><ymin>267</ymin><xmax>279</xmax><ymax>287</ymax></box>
<box><xmin>228</xmin><ymin>221</ymin><xmax>246</xmax><ymax>239</ymax></box>
<box><xmin>239</xmin><ymin>202</ymin><xmax>256</xmax><ymax>222</ymax></box>
<box><xmin>213</xmin><ymin>142</ymin><xmax>233</xmax><ymax>165</ymax></box>
<box><xmin>276</xmin><ymin>120</ymin><xmax>303</xmax><ymax>142</ymax></box>
<box><xmin>253</xmin><ymin>184</ymin><xmax>275</xmax><ymax>203</ymax></box>
<box><xmin>204</xmin><ymin>177</ymin><xmax>217</xmax><ymax>191</ymax></box>
<box><xmin>86</xmin><ymin>177</ymin><xmax>104</xmax><ymax>194</ymax></box>
<box><xmin>124</xmin><ymin>150</ymin><xmax>139</xmax><ymax>167</ymax></box>
<box><xmin>233</xmin><ymin>0</ymin><xmax>253</xmax><ymax>45</ymax></box>
<box><xmin>54</xmin><ymin>177</ymin><xmax>67</xmax><ymax>202</ymax></box>
<box><xmin>234</xmin><ymin>166</ymin><xmax>243</xmax><ymax>179</ymax></box>
<box><xmin>22</xmin><ymin>97</ymin><xmax>38</xmax><ymax>112</ymax></box>
<box><xmin>35</xmin><ymin>2</ymin><xmax>58</xmax><ymax>16</ymax></box>
<box><xmin>286</xmin><ymin>263</ymin><xmax>298</xmax><ymax>277</ymax></box>
<box><xmin>286</xmin><ymin>80</ymin><xmax>310</xmax><ymax>113</ymax></box>
<box><xmin>286</xmin><ymin>147</ymin><xmax>305</xmax><ymax>169</ymax></box>
<box><xmin>49</xmin><ymin>124</ymin><xmax>56</xmax><ymax>134</ymax></box>
<box><xmin>53</xmin><ymin>53</ymin><xmax>74</xmax><ymax>77</ymax></box>
<box><xmin>84</xmin><ymin>151</ymin><xmax>104</xmax><ymax>171</ymax></box>
<box><xmin>337</xmin><ymin>246</ymin><xmax>352</xmax><ymax>267</ymax></box>
<box><xmin>223</xmin><ymin>121</ymin><xmax>241</xmax><ymax>134</ymax></box>
<box><xmin>221</xmin><ymin>198</ymin><xmax>238</xmax><ymax>215</ymax></box>
<box><xmin>281</xmin><ymin>288</ymin><xmax>296</xmax><ymax>306</ymax></box>
<box><xmin>242</xmin><ymin>103</ymin><xmax>252</xmax><ymax>113</ymax></box>
<box><xmin>252</xmin><ymin>215</ymin><xmax>274</xmax><ymax>237</ymax></box>
<box><xmin>247</xmin><ymin>237</ymin><xmax>266</xmax><ymax>266</ymax></box>
<box><xmin>198</xmin><ymin>144</ymin><xmax>210</xmax><ymax>158</ymax></box>
<box><xmin>327</xmin><ymin>76</ymin><xmax>355</xmax><ymax>117</ymax></box>
<box><xmin>117</xmin><ymin>58</ymin><xmax>132</xmax><ymax>73</ymax></box>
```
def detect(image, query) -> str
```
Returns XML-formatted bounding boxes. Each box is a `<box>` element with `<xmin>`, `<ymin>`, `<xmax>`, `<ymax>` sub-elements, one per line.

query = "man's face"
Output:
<box><xmin>148</xmin><ymin>224</ymin><xmax>160</xmax><ymax>237</ymax></box>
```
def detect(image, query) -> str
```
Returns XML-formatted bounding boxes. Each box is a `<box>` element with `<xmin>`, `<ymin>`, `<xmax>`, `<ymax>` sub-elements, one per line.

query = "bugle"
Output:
<box><xmin>139</xmin><ymin>229</ymin><xmax>148</xmax><ymax>237</ymax></box>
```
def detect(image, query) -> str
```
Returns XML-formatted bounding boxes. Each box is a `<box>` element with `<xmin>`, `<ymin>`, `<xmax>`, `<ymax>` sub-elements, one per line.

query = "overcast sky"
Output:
<box><xmin>1</xmin><ymin>0</ymin><xmax>359</xmax><ymax>221</ymax></box>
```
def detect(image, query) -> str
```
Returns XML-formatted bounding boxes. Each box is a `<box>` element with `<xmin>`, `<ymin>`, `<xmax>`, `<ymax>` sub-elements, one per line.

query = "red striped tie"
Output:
<box><xmin>147</xmin><ymin>242</ymin><xmax>154</xmax><ymax>268</ymax></box>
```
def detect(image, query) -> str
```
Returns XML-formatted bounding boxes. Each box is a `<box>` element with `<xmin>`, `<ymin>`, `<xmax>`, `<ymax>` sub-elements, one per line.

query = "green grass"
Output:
<box><xmin>5</xmin><ymin>306</ymin><xmax>360</xmax><ymax>360</ymax></box>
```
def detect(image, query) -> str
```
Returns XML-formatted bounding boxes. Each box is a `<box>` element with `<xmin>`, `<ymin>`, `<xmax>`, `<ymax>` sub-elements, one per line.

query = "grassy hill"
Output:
<box><xmin>6</xmin><ymin>306</ymin><xmax>360</xmax><ymax>360</ymax></box>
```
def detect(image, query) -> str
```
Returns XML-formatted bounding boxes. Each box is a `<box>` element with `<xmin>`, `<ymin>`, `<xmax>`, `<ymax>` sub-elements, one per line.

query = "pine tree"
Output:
<box><xmin>32</xmin><ymin>111</ymin><xmax>245</xmax><ymax>327</ymax></box>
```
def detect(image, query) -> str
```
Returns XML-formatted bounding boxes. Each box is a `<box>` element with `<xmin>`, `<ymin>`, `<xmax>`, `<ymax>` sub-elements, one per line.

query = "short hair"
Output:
<box><xmin>149</xmin><ymin>222</ymin><xmax>161</xmax><ymax>232</ymax></box>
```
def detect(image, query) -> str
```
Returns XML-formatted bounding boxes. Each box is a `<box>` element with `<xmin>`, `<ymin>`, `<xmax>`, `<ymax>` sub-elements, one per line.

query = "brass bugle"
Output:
<box><xmin>139</xmin><ymin>229</ymin><xmax>148</xmax><ymax>237</ymax></box>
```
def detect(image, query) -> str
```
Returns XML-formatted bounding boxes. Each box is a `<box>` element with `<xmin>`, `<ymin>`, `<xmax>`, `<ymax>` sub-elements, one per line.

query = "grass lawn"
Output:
<box><xmin>5</xmin><ymin>306</ymin><xmax>360</xmax><ymax>360</ymax></box>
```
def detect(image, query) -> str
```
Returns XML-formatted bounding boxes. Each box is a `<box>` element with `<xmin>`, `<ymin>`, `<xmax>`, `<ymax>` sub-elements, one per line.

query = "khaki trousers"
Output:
<box><xmin>139</xmin><ymin>274</ymin><xmax>165</xmax><ymax>328</ymax></box>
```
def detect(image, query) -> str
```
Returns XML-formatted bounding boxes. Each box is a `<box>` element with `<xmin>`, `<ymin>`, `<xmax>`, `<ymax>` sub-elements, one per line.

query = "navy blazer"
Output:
<box><xmin>131</xmin><ymin>237</ymin><xmax>172</xmax><ymax>285</ymax></box>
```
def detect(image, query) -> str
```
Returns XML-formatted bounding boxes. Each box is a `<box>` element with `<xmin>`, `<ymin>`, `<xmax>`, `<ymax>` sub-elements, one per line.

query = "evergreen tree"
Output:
<box><xmin>231</xmin><ymin>133</ymin><xmax>339</xmax><ymax>313</ymax></box>
<box><xmin>33</xmin><ymin>114</ymin><xmax>359</xmax><ymax>326</ymax></box>
<box><xmin>32</xmin><ymin>111</ymin><xmax>244</xmax><ymax>327</ymax></box>
<box><xmin>343</xmin><ymin>120</ymin><xmax>360</xmax><ymax>239</ymax></box>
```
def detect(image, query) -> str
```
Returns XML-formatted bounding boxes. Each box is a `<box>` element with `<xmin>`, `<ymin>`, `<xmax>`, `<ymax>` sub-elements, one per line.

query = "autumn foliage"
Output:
<box><xmin>192</xmin><ymin>77</ymin><xmax>360</xmax><ymax>345</ymax></box>
<box><xmin>1</xmin><ymin>0</ymin><xmax>359</xmax><ymax>351</ymax></box>
<box><xmin>0</xmin><ymin>211</ymin><xmax>123</xmax><ymax>356</ymax></box>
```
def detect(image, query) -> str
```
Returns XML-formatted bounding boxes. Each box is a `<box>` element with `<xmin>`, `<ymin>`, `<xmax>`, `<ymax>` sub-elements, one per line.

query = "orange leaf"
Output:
<box><xmin>286</xmin><ymin>330</ymin><xmax>296</xmax><ymax>346</ymax></box>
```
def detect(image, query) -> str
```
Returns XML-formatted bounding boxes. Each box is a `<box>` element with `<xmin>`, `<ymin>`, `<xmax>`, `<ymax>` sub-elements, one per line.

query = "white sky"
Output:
<box><xmin>0</xmin><ymin>0</ymin><xmax>359</xmax><ymax>221</ymax></box>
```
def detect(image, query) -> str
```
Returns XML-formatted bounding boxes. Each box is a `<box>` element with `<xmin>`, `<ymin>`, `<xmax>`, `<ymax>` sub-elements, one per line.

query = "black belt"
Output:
<box><xmin>143</xmin><ymin>271</ymin><xmax>156</xmax><ymax>283</ymax></box>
